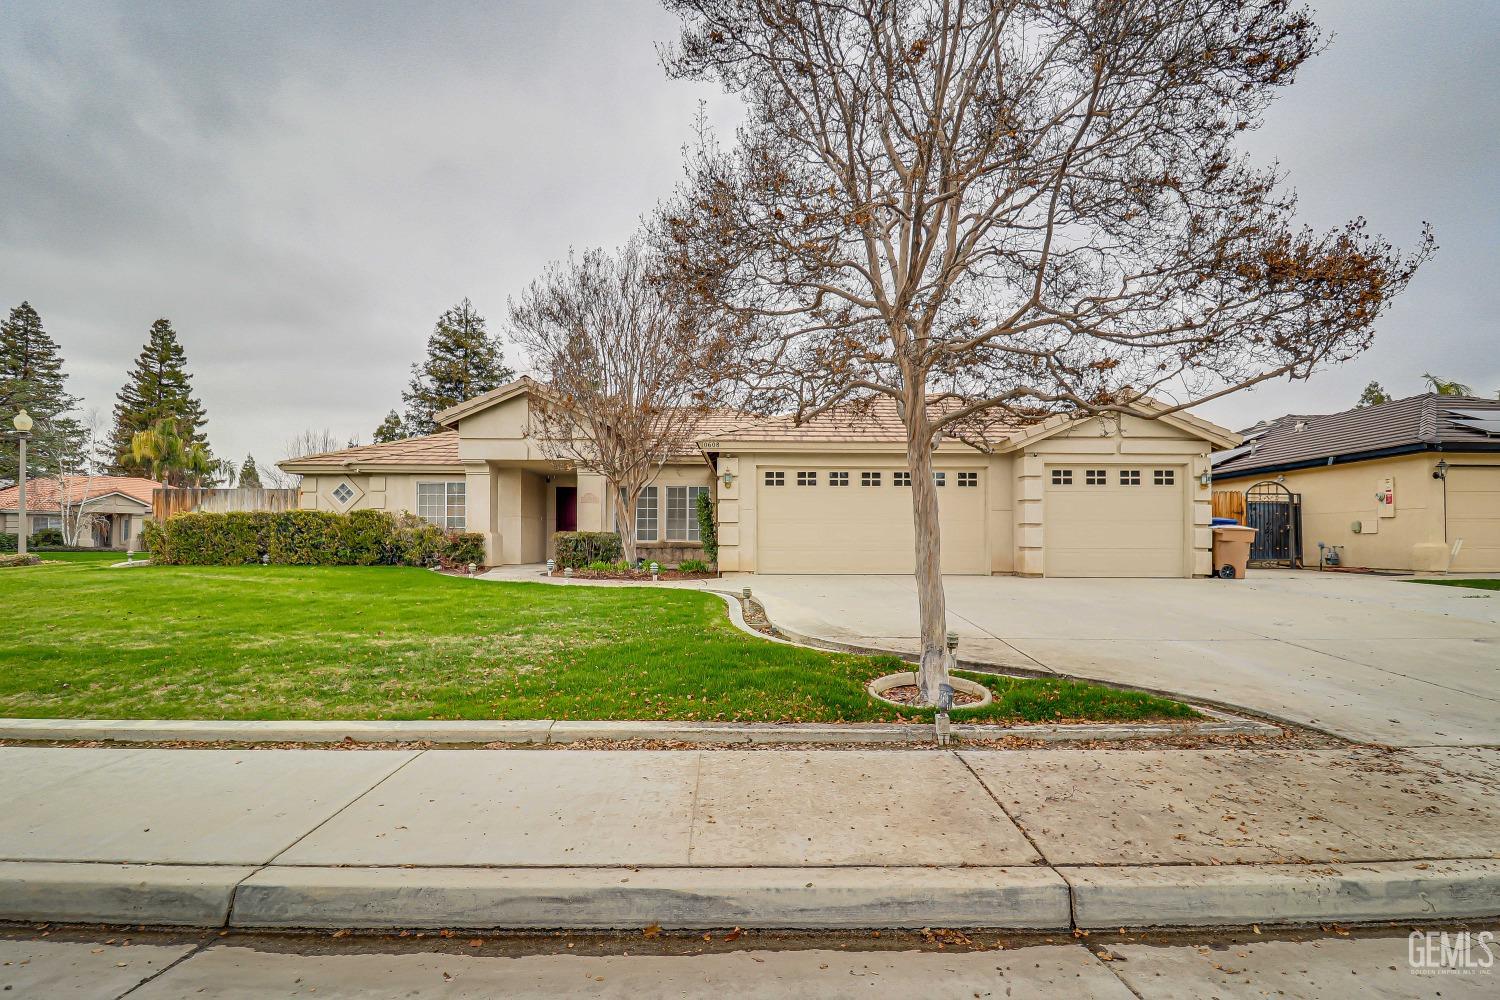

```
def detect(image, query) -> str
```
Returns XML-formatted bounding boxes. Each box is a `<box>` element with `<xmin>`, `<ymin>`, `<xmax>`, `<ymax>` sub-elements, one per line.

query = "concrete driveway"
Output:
<box><xmin>742</xmin><ymin>571</ymin><xmax>1500</xmax><ymax>747</ymax></box>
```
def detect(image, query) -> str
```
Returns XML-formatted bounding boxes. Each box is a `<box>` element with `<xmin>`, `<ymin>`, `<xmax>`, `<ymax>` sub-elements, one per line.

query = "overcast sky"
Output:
<box><xmin>2</xmin><ymin>1</ymin><xmax>1496</xmax><ymax>469</ymax></box>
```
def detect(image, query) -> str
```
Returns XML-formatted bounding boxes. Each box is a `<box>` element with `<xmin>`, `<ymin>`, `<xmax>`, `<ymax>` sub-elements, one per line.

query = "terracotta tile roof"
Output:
<box><xmin>280</xmin><ymin>432</ymin><xmax>462</xmax><ymax>469</ymax></box>
<box><xmin>1212</xmin><ymin>394</ymin><xmax>1500</xmax><ymax>477</ymax></box>
<box><xmin>0</xmin><ymin>475</ymin><xmax>162</xmax><ymax>513</ymax></box>
<box><xmin>697</xmin><ymin>396</ymin><xmax>1026</xmax><ymax>446</ymax></box>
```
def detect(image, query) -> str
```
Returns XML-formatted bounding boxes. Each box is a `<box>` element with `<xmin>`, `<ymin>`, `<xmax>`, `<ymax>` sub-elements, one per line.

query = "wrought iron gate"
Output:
<box><xmin>1244</xmin><ymin>480</ymin><xmax>1302</xmax><ymax>567</ymax></box>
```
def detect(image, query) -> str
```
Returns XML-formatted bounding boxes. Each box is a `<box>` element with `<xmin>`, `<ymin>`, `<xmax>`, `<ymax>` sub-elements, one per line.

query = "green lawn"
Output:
<box><xmin>0</xmin><ymin>559</ymin><xmax>1197</xmax><ymax>725</ymax></box>
<box><xmin>1410</xmin><ymin>577</ymin><xmax>1500</xmax><ymax>591</ymax></box>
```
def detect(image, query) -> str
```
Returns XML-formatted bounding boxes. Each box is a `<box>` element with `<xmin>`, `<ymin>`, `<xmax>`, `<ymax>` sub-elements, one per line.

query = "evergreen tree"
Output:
<box><xmin>107</xmin><ymin>318</ymin><xmax>210</xmax><ymax>475</ymax></box>
<box><xmin>1356</xmin><ymin>381</ymin><xmax>1391</xmax><ymax>407</ymax></box>
<box><xmin>0</xmin><ymin>301</ymin><xmax>85</xmax><ymax>484</ymax></box>
<box><xmin>401</xmin><ymin>299</ymin><xmax>513</xmax><ymax>434</ymax></box>
<box><xmin>372</xmin><ymin>409</ymin><xmax>408</xmax><ymax>443</ymax></box>
<box><xmin>238</xmin><ymin>454</ymin><xmax>262</xmax><ymax>489</ymax></box>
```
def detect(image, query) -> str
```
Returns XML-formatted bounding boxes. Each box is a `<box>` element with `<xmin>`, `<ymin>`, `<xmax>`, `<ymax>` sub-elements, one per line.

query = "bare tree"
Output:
<box><xmin>509</xmin><ymin>239</ymin><xmax>731</xmax><ymax>563</ymax></box>
<box><xmin>58</xmin><ymin>409</ymin><xmax>106</xmax><ymax>547</ymax></box>
<box><xmin>657</xmin><ymin>0</ymin><xmax>1433</xmax><ymax>704</ymax></box>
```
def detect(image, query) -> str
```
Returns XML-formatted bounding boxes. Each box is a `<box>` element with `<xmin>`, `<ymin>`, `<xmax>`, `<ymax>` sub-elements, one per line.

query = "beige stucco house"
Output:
<box><xmin>0</xmin><ymin>475</ymin><xmax>161</xmax><ymax>548</ymax></box>
<box><xmin>280</xmin><ymin>378</ymin><xmax>1240</xmax><ymax>577</ymax></box>
<box><xmin>1212</xmin><ymin>394</ymin><xmax>1500</xmax><ymax>572</ymax></box>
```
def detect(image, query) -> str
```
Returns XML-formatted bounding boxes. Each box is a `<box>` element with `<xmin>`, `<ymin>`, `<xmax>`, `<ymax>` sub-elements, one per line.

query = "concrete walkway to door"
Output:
<box><xmin>741</xmin><ymin>570</ymin><xmax>1500</xmax><ymax>747</ymax></box>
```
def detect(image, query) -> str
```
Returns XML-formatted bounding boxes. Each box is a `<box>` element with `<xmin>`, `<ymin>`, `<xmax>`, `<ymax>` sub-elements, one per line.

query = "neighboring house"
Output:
<box><xmin>280</xmin><ymin>377</ymin><xmax>1239</xmax><ymax>577</ymax></box>
<box><xmin>1212</xmin><ymin>394</ymin><xmax>1500</xmax><ymax>572</ymax></box>
<box><xmin>0</xmin><ymin>475</ymin><xmax>163</xmax><ymax>549</ymax></box>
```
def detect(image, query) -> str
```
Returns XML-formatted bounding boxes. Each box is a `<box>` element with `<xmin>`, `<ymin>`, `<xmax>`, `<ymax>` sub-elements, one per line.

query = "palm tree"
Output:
<box><xmin>128</xmin><ymin>418</ymin><xmax>217</xmax><ymax>486</ymax></box>
<box><xmin>1423</xmin><ymin>373</ymin><xmax>1475</xmax><ymax>397</ymax></box>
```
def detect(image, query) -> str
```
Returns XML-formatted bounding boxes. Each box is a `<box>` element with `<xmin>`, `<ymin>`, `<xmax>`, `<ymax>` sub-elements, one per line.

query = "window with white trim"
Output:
<box><xmin>636</xmin><ymin>486</ymin><xmax>659</xmax><ymax>541</ymax></box>
<box><xmin>1120</xmin><ymin>469</ymin><xmax>1142</xmax><ymax>486</ymax></box>
<box><xmin>860</xmin><ymin>471</ymin><xmax>882</xmax><ymax>486</ymax></box>
<box><xmin>764</xmin><ymin>471</ymin><xmax>785</xmax><ymax>486</ymax></box>
<box><xmin>893</xmin><ymin>471</ymin><xmax>911</xmax><ymax>486</ymax></box>
<box><xmin>1085</xmin><ymin>469</ymin><xmax>1106</xmax><ymax>486</ymax></box>
<box><xmin>665</xmin><ymin>486</ymin><xmax>709</xmax><ymax>541</ymax></box>
<box><xmin>958</xmin><ymin>471</ymin><xmax>978</xmax><ymax>487</ymax></box>
<box><xmin>416</xmin><ymin>481</ymin><xmax>466</xmax><ymax>530</ymax></box>
<box><xmin>829</xmin><ymin>471</ymin><xmax>849</xmax><ymax>487</ymax></box>
<box><xmin>796</xmin><ymin>471</ymin><xmax>817</xmax><ymax>486</ymax></box>
<box><xmin>1051</xmin><ymin>469</ymin><xmax>1072</xmax><ymax>486</ymax></box>
<box><xmin>1153</xmin><ymin>469</ymin><xmax>1176</xmax><ymax>486</ymax></box>
<box><xmin>933</xmin><ymin>471</ymin><xmax>946</xmax><ymax>487</ymax></box>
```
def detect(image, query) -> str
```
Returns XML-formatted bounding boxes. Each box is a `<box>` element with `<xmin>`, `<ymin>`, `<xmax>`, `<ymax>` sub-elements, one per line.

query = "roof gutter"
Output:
<box><xmin>1213</xmin><ymin>440</ymin><xmax>1500</xmax><ymax>480</ymax></box>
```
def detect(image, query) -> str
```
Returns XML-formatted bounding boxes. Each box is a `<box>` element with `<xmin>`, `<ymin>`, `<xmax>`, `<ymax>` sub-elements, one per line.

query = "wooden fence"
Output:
<box><xmin>1211</xmin><ymin>490</ymin><xmax>1246</xmax><ymax>524</ymax></box>
<box><xmin>152</xmin><ymin>487</ymin><xmax>300</xmax><ymax>521</ymax></box>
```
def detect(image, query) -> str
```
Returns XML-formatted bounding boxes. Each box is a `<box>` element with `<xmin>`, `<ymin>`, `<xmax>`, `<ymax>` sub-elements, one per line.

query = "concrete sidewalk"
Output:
<box><xmin>1</xmin><ymin>745</ymin><xmax>1497</xmax><ymax>932</ymax></box>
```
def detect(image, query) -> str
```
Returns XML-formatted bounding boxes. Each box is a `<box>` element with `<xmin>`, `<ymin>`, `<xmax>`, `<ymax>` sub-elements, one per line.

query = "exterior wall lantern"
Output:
<box><xmin>721</xmin><ymin>470</ymin><xmax>735</xmax><ymax>489</ymax></box>
<box><xmin>1433</xmin><ymin>459</ymin><xmax>1449</xmax><ymax>480</ymax></box>
<box><xmin>1198</xmin><ymin>470</ymin><xmax>1212</xmax><ymax>488</ymax></box>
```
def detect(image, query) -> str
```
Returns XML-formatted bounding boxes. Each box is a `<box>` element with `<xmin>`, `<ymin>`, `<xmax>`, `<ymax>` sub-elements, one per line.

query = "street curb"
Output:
<box><xmin>3</xmin><ymin>859</ymin><xmax>1496</xmax><ymax>931</ymax></box>
<box><xmin>0</xmin><ymin>861</ymin><xmax>254</xmax><ymax>927</ymax></box>
<box><xmin>0</xmin><ymin>712</ymin><xmax>1276</xmax><ymax>747</ymax></box>
<box><xmin>1064</xmin><ymin>860</ymin><xmax>1500</xmax><ymax>929</ymax></box>
<box><xmin>230</xmin><ymin>865</ymin><xmax>1072</xmax><ymax>931</ymax></box>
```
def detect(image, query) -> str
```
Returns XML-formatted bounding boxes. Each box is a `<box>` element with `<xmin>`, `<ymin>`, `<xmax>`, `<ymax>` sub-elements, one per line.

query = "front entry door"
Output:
<box><xmin>556</xmin><ymin>486</ymin><xmax>577</xmax><ymax>533</ymax></box>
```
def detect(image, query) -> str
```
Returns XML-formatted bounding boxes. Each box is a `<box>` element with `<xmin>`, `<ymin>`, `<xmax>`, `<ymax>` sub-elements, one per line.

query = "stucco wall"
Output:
<box><xmin>1216</xmin><ymin>451</ymin><xmax>1500</xmax><ymax>571</ymax></box>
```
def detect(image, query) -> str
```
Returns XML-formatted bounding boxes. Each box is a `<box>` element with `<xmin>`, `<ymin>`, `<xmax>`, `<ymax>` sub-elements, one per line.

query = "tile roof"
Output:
<box><xmin>696</xmin><ymin>396</ymin><xmax>1026</xmax><ymax>447</ymax></box>
<box><xmin>0</xmin><ymin>475</ymin><xmax>162</xmax><ymax>513</ymax></box>
<box><xmin>280</xmin><ymin>432</ymin><xmax>462</xmax><ymax>469</ymax></box>
<box><xmin>1212</xmin><ymin>394</ymin><xmax>1500</xmax><ymax>477</ymax></box>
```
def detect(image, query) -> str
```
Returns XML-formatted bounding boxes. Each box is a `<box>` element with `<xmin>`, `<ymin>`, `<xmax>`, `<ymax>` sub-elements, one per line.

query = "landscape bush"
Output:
<box><xmin>0</xmin><ymin>553</ymin><xmax>42</xmax><ymax>568</ymax></box>
<box><xmin>676</xmin><ymin>558</ymin><xmax>711</xmax><ymax>574</ymax></box>
<box><xmin>1</xmin><ymin>529</ymin><xmax>67</xmax><ymax>552</ymax></box>
<box><xmin>695</xmin><ymin>490</ymin><xmax>717</xmax><ymax>564</ymax></box>
<box><xmin>145</xmin><ymin>509</ymin><xmax>486</xmax><ymax>568</ymax></box>
<box><xmin>552</xmin><ymin>531</ymin><xmax>623</xmax><ymax>568</ymax></box>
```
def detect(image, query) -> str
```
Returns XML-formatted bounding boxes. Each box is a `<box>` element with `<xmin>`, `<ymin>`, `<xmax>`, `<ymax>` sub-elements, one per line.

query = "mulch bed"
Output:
<box><xmin>876</xmin><ymin>683</ymin><xmax>985</xmax><ymax>708</ymax></box>
<box><xmin>557</xmin><ymin>569</ymin><xmax>719</xmax><ymax>581</ymax></box>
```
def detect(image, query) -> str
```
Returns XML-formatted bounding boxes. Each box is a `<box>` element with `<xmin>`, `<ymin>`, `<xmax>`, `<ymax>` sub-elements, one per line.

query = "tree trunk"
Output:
<box><xmin>902</xmin><ymin>389</ymin><xmax>953</xmax><ymax>707</ymax></box>
<box><xmin>614</xmin><ymin>482</ymin><xmax>638</xmax><ymax>565</ymax></box>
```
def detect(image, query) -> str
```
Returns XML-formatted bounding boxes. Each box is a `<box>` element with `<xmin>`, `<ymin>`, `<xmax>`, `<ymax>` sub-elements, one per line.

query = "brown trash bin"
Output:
<box><xmin>1211</xmin><ymin>525</ymin><xmax>1257</xmax><ymax>579</ymax></box>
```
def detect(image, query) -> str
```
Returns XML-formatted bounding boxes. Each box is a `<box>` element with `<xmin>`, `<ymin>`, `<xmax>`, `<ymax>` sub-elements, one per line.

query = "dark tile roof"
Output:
<box><xmin>1212</xmin><ymin>394</ymin><xmax>1500</xmax><ymax>477</ymax></box>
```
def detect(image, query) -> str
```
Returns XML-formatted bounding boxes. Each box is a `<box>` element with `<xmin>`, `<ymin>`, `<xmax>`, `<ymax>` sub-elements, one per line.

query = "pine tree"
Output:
<box><xmin>0</xmin><ymin>301</ymin><xmax>85</xmax><ymax>484</ymax></box>
<box><xmin>401</xmin><ymin>299</ymin><xmax>513</xmax><ymax>434</ymax></box>
<box><xmin>238</xmin><ymin>454</ymin><xmax>262</xmax><ymax>489</ymax></box>
<box><xmin>1356</xmin><ymin>381</ymin><xmax>1391</xmax><ymax>407</ymax></box>
<box><xmin>372</xmin><ymin>409</ymin><xmax>408</xmax><ymax>444</ymax></box>
<box><xmin>107</xmin><ymin>318</ymin><xmax>210</xmax><ymax>475</ymax></box>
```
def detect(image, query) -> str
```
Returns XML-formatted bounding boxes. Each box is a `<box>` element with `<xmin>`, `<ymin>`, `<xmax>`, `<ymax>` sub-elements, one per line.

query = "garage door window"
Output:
<box><xmin>1154</xmin><ymin>470</ymin><xmax>1176</xmax><ymax>486</ymax></box>
<box><xmin>764</xmin><ymin>471</ymin><xmax>785</xmax><ymax>486</ymax></box>
<box><xmin>893</xmin><ymin>471</ymin><xmax>911</xmax><ymax>486</ymax></box>
<box><xmin>958</xmin><ymin>471</ymin><xmax>978</xmax><ymax>487</ymax></box>
<box><xmin>1119</xmin><ymin>469</ymin><xmax>1142</xmax><ymax>486</ymax></box>
<box><xmin>829</xmin><ymin>472</ymin><xmax>849</xmax><ymax>487</ymax></box>
<box><xmin>1051</xmin><ymin>469</ymin><xmax>1072</xmax><ymax>486</ymax></box>
<box><xmin>933</xmin><ymin>471</ymin><xmax>946</xmax><ymax>487</ymax></box>
<box><xmin>636</xmin><ymin>487</ymin><xmax>659</xmax><ymax>541</ymax></box>
<box><xmin>861</xmin><ymin>471</ymin><xmax>882</xmax><ymax>486</ymax></box>
<box><xmin>796</xmin><ymin>471</ymin><xmax>817</xmax><ymax>486</ymax></box>
<box><xmin>1085</xmin><ymin>469</ymin><xmax>1106</xmax><ymax>486</ymax></box>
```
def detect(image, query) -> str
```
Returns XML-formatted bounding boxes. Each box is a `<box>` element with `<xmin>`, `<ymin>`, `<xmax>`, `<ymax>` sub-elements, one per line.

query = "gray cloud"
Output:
<box><xmin>0</xmin><ymin>0</ymin><xmax>1493</xmax><ymax>469</ymax></box>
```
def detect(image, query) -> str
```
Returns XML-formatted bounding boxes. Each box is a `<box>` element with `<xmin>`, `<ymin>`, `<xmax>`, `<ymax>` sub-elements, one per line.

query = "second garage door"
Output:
<box><xmin>1448</xmin><ymin>466</ymin><xmax>1500</xmax><ymax>571</ymax></box>
<box><xmin>756</xmin><ymin>467</ymin><xmax>989</xmax><ymax>574</ymax></box>
<box><xmin>1045</xmin><ymin>464</ymin><xmax>1188</xmax><ymax>577</ymax></box>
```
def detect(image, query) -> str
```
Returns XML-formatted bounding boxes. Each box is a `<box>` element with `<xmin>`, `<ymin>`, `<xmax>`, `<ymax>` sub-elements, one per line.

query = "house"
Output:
<box><xmin>0</xmin><ymin>475</ymin><xmax>163</xmax><ymax>549</ymax></box>
<box><xmin>279</xmin><ymin>377</ymin><xmax>1240</xmax><ymax>577</ymax></box>
<box><xmin>1211</xmin><ymin>394</ymin><xmax>1500</xmax><ymax>572</ymax></box>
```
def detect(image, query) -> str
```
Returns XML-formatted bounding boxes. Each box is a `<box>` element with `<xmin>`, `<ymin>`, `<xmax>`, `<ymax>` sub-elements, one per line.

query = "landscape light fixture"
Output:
<box><xmin>11</xmin><ymin>409</ymin><xmax>32</xmax><ymax>557</ymax></box>
<box><xmin>11</xmin><ymin>409</ymin><xmax>33</xmax><ymax>433</ymax></box>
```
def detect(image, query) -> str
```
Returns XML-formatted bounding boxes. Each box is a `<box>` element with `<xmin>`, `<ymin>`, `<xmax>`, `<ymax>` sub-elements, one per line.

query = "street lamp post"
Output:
<box><xmin>12</xmin><ymin>409</ymin><xmax>33</xmax><ymax>557</ymax></box>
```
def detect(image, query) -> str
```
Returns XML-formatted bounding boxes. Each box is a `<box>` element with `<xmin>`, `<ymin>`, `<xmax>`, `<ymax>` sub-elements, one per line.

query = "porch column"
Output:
<box><xmin>464</xmin><ymin>462</ymin><xmax>500</xmax><ymax>565</ymax></box>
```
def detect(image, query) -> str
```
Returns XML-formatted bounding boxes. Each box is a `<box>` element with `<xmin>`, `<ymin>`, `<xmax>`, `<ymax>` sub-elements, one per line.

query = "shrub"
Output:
<box><xmin>141</xmin><ymin>519</ymin><xmax>168</xmax><ymax>562</ymax></box>
<box><xmin>695</xmin><ymin>490</ymin><xmax>717</xmax><ymax>564</ymax></box>
<box><xmin>342</xmin><ymin>508</ymin><xmax>397</xmax><ymax>565</ymax></box>
<box><xmin>677</xmin><ymin>558</ymin><xmax>711</xmax><ymax>574</ymax></box>
<box><xmin>584</xmin><ymin>559</ymin><xmax>614</xmax><ymax>572</ymax></box>
<box><xmin>28</xmin><ymin>528</ymin><xmax>65</xmax><ymax>548</ymax></box>
<box><xmin>267</xmin><ymin>510</ymin><xmax>346</xmax><ymax>565</ymax></box>
<box><xmin>163</xmin><ymin>512</ymin><xmax>259</xmax><ymax>565</ymax></box>
<box><xmin>392</xmin><ymin>512</ymin><xmax>446</xmax><ymax>568</ymax></box>
<box><xmin>440</xmin><ymin>531</ymin><xmax>487</xmax><ymax>569</ymax></box>
<box><xmin>553</xmin><ymin>531</ymin><xmax>623</xmax><ymax>568</ymax></box>
<box><xmin>0</xmin><ymin>553</ymin><xmax>42</xmax><ymax>568</ymax></box>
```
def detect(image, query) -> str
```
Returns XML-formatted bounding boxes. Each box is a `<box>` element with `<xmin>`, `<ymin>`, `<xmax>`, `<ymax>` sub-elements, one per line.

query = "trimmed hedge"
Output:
<box><xmin>553</xmin><ymin>531</ymin><xmax>623</xmax><ymax>568</ymax></box>
<box><xmin>1</xmin><ymin>528</ymin><xmax>66</xmax><ymax>552</ymax></box>
<box><xmin>146</xmin><ymin>509</ymin><xmax>487</xmax><ymax>568</ymax></box>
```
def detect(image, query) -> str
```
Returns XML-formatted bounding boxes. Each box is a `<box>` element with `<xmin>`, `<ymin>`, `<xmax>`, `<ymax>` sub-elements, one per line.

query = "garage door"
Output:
<box><xmin>756</xmin><ymin>467</ymin><xmax>988</xmax><ymax>574</ymax></box>
<box><xmin>1448</xmin><ymin>467</ymin><xmax>1500</xmax><ymax>571</ymax></box>
<box><xmin>1045</xmin><ymin>465</ymin><xmax>1187</xmax><ymax>577</ymax></box>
